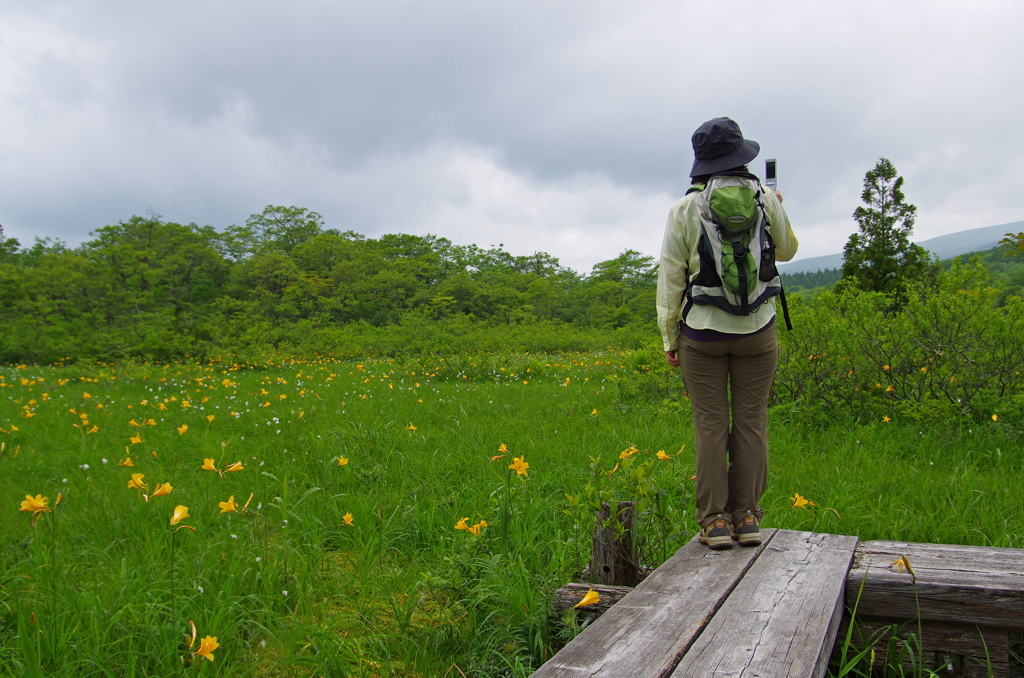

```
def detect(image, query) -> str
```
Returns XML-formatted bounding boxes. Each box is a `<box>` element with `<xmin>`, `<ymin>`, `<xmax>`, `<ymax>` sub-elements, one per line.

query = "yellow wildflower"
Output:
<box><xmin>170</xmin><ymin>505</ymin><xmax>190</xmax><ymax>525</ymax></box>
<box><xmin>195</xmin><ymin>636</ymin><xmax>219</xmax><ymax>662</ymax></box>
<box><xmin>891</xmin><ymin>555</ymin><xmax>917</xmax><ymax>583</ymax></box>
<box><xmin>119</xmin><ymin>456</ymin><xmax>134</xmax><ymax>467</ymax></box>
<box><xmin>575</xmin><ymin>588</ymin><xmax>600</xmax><ymax>608</ymax></box>
<box><xmin>201</xmin><ymin>458</ymin><xmax>218</xmax><ymax>471</ymax></box>
<box><xmin>337</xmin><ymin>455</ymin><xmax>349</xmax><ymax>466</ymax></box>
<box><xmin>19</xmin><ymin>494</ymin><xmax>51</xmax><ymax>520</ymax></box>
<box><xmin>508</xmin><ymin>456</ymin><xmax>529</xmax><ymax>477</ymax></box>
<box><xmin>176</xmin><ymin>424</ymin><xmax>188</xmax><ymax>435</ymax></box>
<box><xmin>406</xmin><ymin>423</ymin><xmax>417</xmax><ymax>431</ymax></box>
<box><xmin>454</xmin><ymin>517</ymin><xmax>470</xmax><ymax>530</ymax></box>
<box><xmin>130</xmin><ymin>433</ymin><xmax>143</xmax><ymax>445</ymax></box>
<box><xmin>128</xmin><ymin>473</ymin><xmax>148</xmax><ymax>491</ymax></box>
<box><xmin>656</xmin><ymin>450</ymin><xmax>671</xmax><ymax>460</ymax></box>
<box><xmin>218</xmin><ymin>496</ymin><xmax>238</xmax><ymax>513</ymax></box>
<box><xmin>223</xmin><ymin>461</ymin><xmax>243</xmax><ymax>473</ymax></box>
<box><xmin>790</xmin><ymin>493</ymin><xmax>809</xmax><ymax>509</ymax></box>
<box><xmin>343</xmin><ymin>512</ymin><xmax>354</xmax><ymax>526</ymax></box>
<box><xmin>151</xmin><ymin>482</ymin><xmax>173</xmax><ymax>498</ymax></box>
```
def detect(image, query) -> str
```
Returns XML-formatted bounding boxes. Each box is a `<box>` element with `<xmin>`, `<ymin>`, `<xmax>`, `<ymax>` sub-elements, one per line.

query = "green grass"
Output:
<box><xmin>1</xmin><ymin>352</ymin><xmax>1021</xmax><ymax>677</ymax></box>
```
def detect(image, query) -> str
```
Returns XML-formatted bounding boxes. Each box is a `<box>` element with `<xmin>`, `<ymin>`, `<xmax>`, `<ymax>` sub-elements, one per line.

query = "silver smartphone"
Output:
<box><xmin>765</xmin><ymin>158</ymin><xmax>777</xmax><ymax>192</ymax></box>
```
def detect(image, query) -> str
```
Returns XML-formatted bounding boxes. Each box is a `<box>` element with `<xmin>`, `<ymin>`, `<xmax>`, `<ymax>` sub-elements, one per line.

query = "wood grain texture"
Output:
<box><xmin>670</xmin><ymin>530</ymin><xmax>859</xmax><ymax>678</ymax></box>
<box><xmin>848</xmin><ymin>540</ymin><xmax>1024</xmax><ymax>629</ymax></box>
<box><xmin>590</xmin><ymin>501</ymin><xmax>640</xmax><ymax>586</ymax></box>
<box><xmin>532</xmin><ymin>530</ymin><xmax>778</xmax><ymax>678</ymax></box>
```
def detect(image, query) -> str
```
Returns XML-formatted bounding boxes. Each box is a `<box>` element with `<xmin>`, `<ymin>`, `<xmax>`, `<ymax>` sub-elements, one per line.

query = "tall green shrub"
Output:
<box><xmin>775</xmin><ymin>260</ymin><xmax>1024</xmax><ymax>426</ymax></box>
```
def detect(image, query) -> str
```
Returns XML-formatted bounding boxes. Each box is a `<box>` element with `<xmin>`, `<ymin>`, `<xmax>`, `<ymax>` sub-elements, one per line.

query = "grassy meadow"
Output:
<box><xmin>2</xmin><ymin>351</ymin><xmax>1022</xmax><ymax>677</ymax></box>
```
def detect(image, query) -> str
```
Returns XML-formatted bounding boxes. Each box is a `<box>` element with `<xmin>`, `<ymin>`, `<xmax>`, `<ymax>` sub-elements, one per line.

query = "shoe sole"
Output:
<box><xmin>699</xmin><ymin>536</ymin><xmax>734</xmax><ymax>549</ymax></box>
<box><xmin>737</xmin><ymin>534</ymin><xmax>761</xmax><ymax>547</ymax></box>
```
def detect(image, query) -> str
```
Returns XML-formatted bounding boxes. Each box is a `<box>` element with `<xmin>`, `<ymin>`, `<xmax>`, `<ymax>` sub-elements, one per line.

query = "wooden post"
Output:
<box><xmin>590</xmin><ymin>501</ymin><xmax>640</xmax><ymax>587</ymax></box>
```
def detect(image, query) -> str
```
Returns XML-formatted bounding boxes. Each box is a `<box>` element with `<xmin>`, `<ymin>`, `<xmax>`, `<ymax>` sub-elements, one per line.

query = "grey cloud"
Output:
<box><xmin>1</xmin><ymin>0</ymin><xmax>1022</xmax><ymax>268</ymax></box>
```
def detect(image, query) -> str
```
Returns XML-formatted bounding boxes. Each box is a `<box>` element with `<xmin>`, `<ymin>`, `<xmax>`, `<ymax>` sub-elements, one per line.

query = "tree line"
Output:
<box><xmin>0</xmin><ymin>207</ymin><xmax>658</xmax><ymax>362</ymax></box>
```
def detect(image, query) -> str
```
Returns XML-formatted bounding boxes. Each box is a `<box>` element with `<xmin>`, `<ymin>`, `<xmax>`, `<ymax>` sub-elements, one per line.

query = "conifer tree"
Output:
<box><xmin>842</xmin><ymin>157</ymin><xmax>932</xmax><ymax>295</ymax></box>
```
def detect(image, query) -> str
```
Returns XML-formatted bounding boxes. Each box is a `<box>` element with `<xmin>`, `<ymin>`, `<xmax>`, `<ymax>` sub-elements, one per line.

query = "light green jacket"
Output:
<box><xmin>656</xmin><ymin>186</ymin><xmax>798</xmax><ymax>351</ymax></box>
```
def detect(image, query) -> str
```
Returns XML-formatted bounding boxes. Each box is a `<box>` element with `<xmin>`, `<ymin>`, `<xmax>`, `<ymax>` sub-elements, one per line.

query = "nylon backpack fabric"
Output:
<box><xmin>683</xmin><ymin>173</ymin><xmax>782</xmax><ymax>322</ymax></box>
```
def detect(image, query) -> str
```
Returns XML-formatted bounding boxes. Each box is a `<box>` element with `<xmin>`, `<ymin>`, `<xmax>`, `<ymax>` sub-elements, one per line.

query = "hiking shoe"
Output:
<box><xmin>731</xmin><ymin>512</ymin><xmax>761</xmax><ymax>547</ymax></box>
<box><xmin>699</xmin><ymin>517</ymin><xmax>733</xmax><ymax>550</ymax></box>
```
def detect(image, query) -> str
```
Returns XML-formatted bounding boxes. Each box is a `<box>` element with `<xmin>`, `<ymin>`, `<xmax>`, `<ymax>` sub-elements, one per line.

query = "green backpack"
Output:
<box><xmin>683</xmin><ymin>172</ymin><xmax>791</xmax><ymax>328</ymax></box>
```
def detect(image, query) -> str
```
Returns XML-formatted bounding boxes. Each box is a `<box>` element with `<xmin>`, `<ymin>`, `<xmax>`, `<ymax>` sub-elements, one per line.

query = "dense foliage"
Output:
<box><xmin>0</xmin><ymin>211</ymin><xmax>657</xmax><ymax>363</ymax></box>
<box><xmin>777</xmin><ymin>259</ymin><xmax>1024</xmax><ymax>426</ymax></box>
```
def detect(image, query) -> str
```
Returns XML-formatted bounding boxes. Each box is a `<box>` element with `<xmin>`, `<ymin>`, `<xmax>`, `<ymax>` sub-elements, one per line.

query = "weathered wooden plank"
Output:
<box><xmin>670</xmin><ymin>530</ymin><xmax>858</xmax><ymax>678</ymax></box>
<box><xmin>532</xmin><ymin>530</ymin><xmax>778</xmax><ymax>678</ymax></box>
<box><xmin>849</xmin><ymin>540</ymin><xmax>1024</xmax><ymax>629</ymax></box>
<box><xmin>832</xmin><ymin>615</ymin><xmax>1009</xmax><ymax>678</ymax></box>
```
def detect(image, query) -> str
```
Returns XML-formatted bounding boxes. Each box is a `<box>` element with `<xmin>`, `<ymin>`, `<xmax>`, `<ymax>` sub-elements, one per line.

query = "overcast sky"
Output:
<box><xmin>2</xmin><ymin>1</ymin><xmax>1022</xmax><ymax>273</ymax></box>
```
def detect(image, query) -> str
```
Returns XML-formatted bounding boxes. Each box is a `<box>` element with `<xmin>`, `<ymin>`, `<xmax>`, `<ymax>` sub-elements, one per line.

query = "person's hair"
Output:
<box><xmin>691</xmin><ymin>165</ymin><xmax>749</xmax><ymax>185</ymax></box>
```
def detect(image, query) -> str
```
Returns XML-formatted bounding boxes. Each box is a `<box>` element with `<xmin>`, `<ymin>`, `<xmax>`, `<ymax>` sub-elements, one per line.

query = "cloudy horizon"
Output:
<box><xmin>2</xmin><ymin>1</ymin><xmax>1022</xmax><ymax>273</ymax></box>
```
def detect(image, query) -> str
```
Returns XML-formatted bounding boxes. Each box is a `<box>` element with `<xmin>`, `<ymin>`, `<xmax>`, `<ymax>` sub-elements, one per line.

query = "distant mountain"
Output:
<box><xmin>778</xmin><ymin>220</ymin><xmax>1024</xmax><ymax>274</ymax></box>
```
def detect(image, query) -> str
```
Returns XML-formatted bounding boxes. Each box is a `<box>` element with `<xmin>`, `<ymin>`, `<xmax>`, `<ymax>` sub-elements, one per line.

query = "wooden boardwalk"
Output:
<box><xmin>534</xmin><ymin>529</ymin><xmax>858</xmax><ymax>678</ymax></box>
<box><xmin>534</xmin><ymin>531</ymin><xmax>1024</xmax><ymax>678</ymax></box>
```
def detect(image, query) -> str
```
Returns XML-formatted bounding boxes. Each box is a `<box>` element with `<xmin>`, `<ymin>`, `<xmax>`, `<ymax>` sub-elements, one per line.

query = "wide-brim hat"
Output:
<box><xmin>689</xmin><ymin>117</ymin><xmax>760</xmax><ymax>177</ymax></box>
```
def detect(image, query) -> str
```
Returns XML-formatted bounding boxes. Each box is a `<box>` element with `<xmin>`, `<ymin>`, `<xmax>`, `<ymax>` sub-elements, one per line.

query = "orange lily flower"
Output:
<box><xmin>170</xmin><ymin>505</ymin><xmax>189</xmax><ymax>525</ymax></box>
<box><xmin>575</xmin><ymin>588</ymin><xmax>600</xmax><ymax>608</ymax></box>
<box><xmin>151</xmin><ymin>482</ymin><xmax>173</xmax><ymax>498</ymax></box>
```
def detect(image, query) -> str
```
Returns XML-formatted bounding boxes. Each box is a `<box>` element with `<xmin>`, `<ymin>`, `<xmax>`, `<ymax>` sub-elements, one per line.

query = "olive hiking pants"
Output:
<box><xmin>678</xmin><ymin>326</ymin><xmax>778</xmax><ymax>528</ymax></box>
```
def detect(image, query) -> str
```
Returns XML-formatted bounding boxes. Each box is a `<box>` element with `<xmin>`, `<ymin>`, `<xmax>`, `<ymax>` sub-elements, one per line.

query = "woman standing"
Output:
<box><xmin>656</xmin><ymin>117</ymin><xmax>798</xmax><ymax>549</ymax></box>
